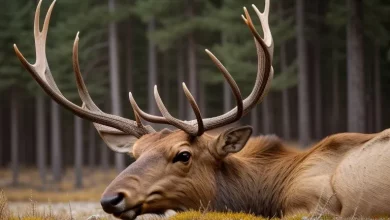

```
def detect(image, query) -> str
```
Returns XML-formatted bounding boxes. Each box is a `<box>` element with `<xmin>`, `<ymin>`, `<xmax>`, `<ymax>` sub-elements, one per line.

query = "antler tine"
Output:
<box><xmin>73</xmin><ymin>32</ymin><xmax>158</xmax><ymax>133</ymax></box>
<box><xmin>33</xmin><ymin>0</ymin><xmax>41</xmax><ymax>40</ymax></box>
<box><xmin>33</xmin><ymin>0</ymin><xmax>59</xmax><ymax>92</ymax></box>
<box><xmin>133</xmin><ymin>111</ymin><xmax>143</xmax><ymax>128</ymax></box>
<box><xmin>41</xmin><ymin>0</ymin><xmax>54</xmax><ymax>43</ymax></box>
<box><xmin>129</xmin><ymin>92</ymin><xmax>170</xmax><ymax>124</ymax></box>
<box><xmin>252</xmin><ymin>1</ymin><xmax>275</xmax><ymax>104</ymax></box>
<box><xmin>252</xmin><ymin>0</ymin><xmax>274</xmax><ymax>58</ymax></box>
<box><xmin>15</xmin><ymin>0</ymin><xmax>153</xmax><ymax>138</ymax></box>
<box><xmin>130</xmin><ymin>83</ymin><xmax>205</xmax><ymax>136</ymax></box>
<box><xmin>73</xmin><ymin>32</ymin><xmax>101</xmax><ymax>112</ymax></box>
<box><xmin>205</xmin><ymin>49</ymin><xmax>243</xmax><ymax>121</ymax></box>
<box><xmin>184</xmin><ymin>3</ymin><xmax>273</xmax><ymax>132</ymax></box>
<box><xmin>126</xmin><ymin>93</ymin><xmax>150</xmax><ymax>128</ymax></box>
<box><xmin>153</xmin><ymin>86</ymin><xmax>200</xmax><ymax>136</ymax></box>
<box><xmin>242</xmin><ymin>5</ymin><xmax>274</xmax><ymax>107</ymax></box>
<box><xmin>128</xmin><ymin>1</ymin><xmax>274</xmax><ymax>136</ymax></box>
<box><xmin>182</xmin><ymin>83</ymin><xmax>204</xmax><ymax>136</ymax></box>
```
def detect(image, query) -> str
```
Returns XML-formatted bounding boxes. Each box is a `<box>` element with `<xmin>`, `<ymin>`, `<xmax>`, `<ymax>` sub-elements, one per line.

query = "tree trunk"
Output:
<box><xmin>347</xmin><ymin>0</ymin><xmax>365</xmax><ymax>132</ymax></box>
<box><xmin>74</xmin><ymin>116</ymin><xmax>83</xmax><ymax>189</ymax></box>
<box><xmin>108</xmin><ymin>0</ymin><xmax>125</xmax><ymax>172</ymax></box>
<box><xmin>374</xmin><ymin>43</ymin><xmax>381</xmax><ymax>132</ymax></box>
<box><xmin>366</xmin><ymin>61</ymin><xmax>374</xmax><ymax>133</ymax></box>
<box><xmin>188</xmin><ymin>34</ymin><xmax>198</xmax><ymax>119</ymax></box>
<box><xmin>251</xmin><ymin>107</ymin><xmax>259</xmax><ymax>136</ymax></box>
<box><xmin>24</xmin><ymin>103</ymin><xmax>33</xmax><ymax>166</ymax></box>
<box><xmin>126</xmin><ymin>20</ymin><xmax>134</xmax><ymax>93</ymax></box>
<box><xmin>332</xmin><ymin>49</ymin><xmax>340</xmax><ymax>133</ymax></box>
<box><xmin>261</xmin><ymin>98</ymin><xmax>272</xmax><ymax>134</ymax></box>
<box><xmin>313</xmin><ymin>46</ymin><xmax>322</xmax><ymax>139</ymax></box>
<box><xmin>187</xmin><ymin>0</ymin><xmax>197</xmax><ymax>119</ymax></box>
<box><xmin>100</xmin><ymin>102</ymin><xmax>110</xmax><ymax>170</ymax></box>
<box><xmin>312</xmin><ymin>0</ymin><xmax>327</xmax><ymax>139</ymax></box>
<box><xmin>51</xmin><ymin>100</ymin><xmax>62</xmax><ymax>182</ymax></box>
<box><xmin>223</xmin><ymin>82</ymin><xmax>232</xmax><ymax>113</ymax></box>
<box><xmin>36</xmin><ymin>94</ymin><xmax>47</xmax><ymax>186</ymax></box>
<box><xmin>222</xmin><ymin>35</ymin><xmax>231</xmax><ymax>113</ymax></box>
<box><xmin>0</xmin><ymin>105</ymin><xmax>3</xmax><ymax>167</ymax></box>
<box><xmin>100</xmin><ymin>140</ymin><xmax>109</xmax><ymax>170</ymax></box>
<box><xmin>281</xmin><ymin>90</ymin><xmax>291</xmax><ymax>139</ymax></box>
<box><xmin>296</xmin><ymin>0</ymin><xmax>310</xmax><ymax>147</ymax></box>
<box><xmin>177</xmin><ymin>41</ymin><xmax>186</xmax><ymax>119</ymax></box>
<box><xmin>148</xmin><ymin>18</ymin><xmax>158</xmax><ymax>115</ymax></box>
<box><xmin>279</xmin><ymin>0</ymin><xmax>291</xmax><ymax>140</ymax></box>
<box><xmin>280</xmin><ymin>45</ymin><xmax>291</xmax><ymax>139</ymax></box>
<box><xmin>88</xmin><ymin>124</ymin><xmax>96</xmax><ymax>169</ymax></box>
<box><xmin>313</xmin><ymin>23</ymin><xmax>322</xmax><ymax>139</ymax></box>
<box><xmin>11</xmin><ymin>90</ymin><xmax>19</xmax><ymax>186</ymax></box>
<box><xmin>223</xmin><ymin>81</ymin><xmax>232</xmax><ymax>113</ymax></box>
<box><xmin>163</xmin><ymin>53</ymin><xmax>170</xmax><ymax>105</ymax></box>
<box><xmin>199</xmin><ymin>75</ymin><xmax>206</xmax><ymax>117</ymax></box>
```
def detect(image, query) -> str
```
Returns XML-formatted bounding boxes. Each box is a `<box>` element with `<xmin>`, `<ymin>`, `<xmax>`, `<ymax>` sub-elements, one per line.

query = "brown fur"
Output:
<box><xmin>102</xmin><ymin>129</ymin><xmax>390</xmax><ymax>218</ymax></box>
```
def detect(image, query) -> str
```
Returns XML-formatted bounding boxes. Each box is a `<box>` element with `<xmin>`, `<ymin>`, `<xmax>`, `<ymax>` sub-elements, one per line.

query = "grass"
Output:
<box><xmin>1</xmin><ymin>193</ymin><xmax>389</xmax><ymax>220</ymax></box>
<box><xmin>1</xmin><ymin>168</ymin><xmax>116</xmax><ymax>219</ymax></box>
<box><xmin>0</xmin><ymin>190</ymin><xmax>108</xmax><ymax>220</ymax></box>
<box><xmin>0</xmin><ymin>168</ymin><xmax>117</xmax><ymax>202</ymax></box>
<box><xmin>0</xmin><ymin>193</ymin><xmax>311</xmax><ymax>220</ymax></box>
<box><xmin>0</xmin><ymin>190</ymin><xmax>10</xmax><ymax>219</ymax></box>
<box><xmin>1</xmin><ymin>169</ymin><xmax>389</xmax><ymax>220</ymax></box>
<box><xmin>0</xmin><ymin>189</ymin><xmax>313</xmax><ymax>220</ymax></box>
<box><xmin>170</xmin><ymin>211</ymin><xmax>270</xmax><ymax>220</ymax></box>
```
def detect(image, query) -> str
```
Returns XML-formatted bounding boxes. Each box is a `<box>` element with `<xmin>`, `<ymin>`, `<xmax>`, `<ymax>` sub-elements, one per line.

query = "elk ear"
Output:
<box><xmin>94</xmin><ymin>124</ymin><xmax>138</xmax><ymax>154</ymax></box>
<box><xmin>214</xmin><ymin>126</ymin><xmax>252</xmax><ymax>158</ymax></box>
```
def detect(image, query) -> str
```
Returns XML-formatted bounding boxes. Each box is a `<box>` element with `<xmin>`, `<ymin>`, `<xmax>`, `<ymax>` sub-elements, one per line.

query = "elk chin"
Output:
<box><xmin>142</xmin><ymin>189</ymin><xmax>179</xmax><ymax>211</ymax></box>
<box><xmin>115</xmin><ymin>203</ymin><xmax>183</xmax><ymax>220</ymax></box>
<box><xmin>142</xmin><ymin>194</ymin><xmax>188</xmax><ymax>216</ymax></box>
<box><xmin>113</xmin><ymin>206</ymin><xmax>141</xmax><ymax>220</ymax></box>
<box><xmin>142</xmin><ymin>202</ymin><xmax>186</xmax><ymax>216</ymax></box>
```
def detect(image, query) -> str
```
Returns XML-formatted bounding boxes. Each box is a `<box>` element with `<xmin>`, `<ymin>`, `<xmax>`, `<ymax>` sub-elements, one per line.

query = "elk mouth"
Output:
<box><xmin>109</xmin><ymin>191</ymin><xmax>186</xmax><ymax>220</ymax></box>
<box><xmin>112</xmin><ymin>203</ymin><xmax>184</xmax><ymax>220</ymax></box>
<box><xmin>112</xmin><ymin>204</ymin><xmax>143</xmax><ymax>220</ymax></box>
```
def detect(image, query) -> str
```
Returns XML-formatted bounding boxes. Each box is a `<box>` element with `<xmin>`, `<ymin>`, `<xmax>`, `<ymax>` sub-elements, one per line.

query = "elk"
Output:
<box><xmin>14</xmin><ymin>0</ymin><xmax>390</xmax><ymax>219</ymax></box>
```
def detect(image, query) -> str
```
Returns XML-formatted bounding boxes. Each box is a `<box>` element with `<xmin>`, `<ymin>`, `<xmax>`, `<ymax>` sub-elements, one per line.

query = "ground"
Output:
<box><xmin>0</xmin><ymin>169</ymin><xmax>386</xmax><ymax>219</ymax></box>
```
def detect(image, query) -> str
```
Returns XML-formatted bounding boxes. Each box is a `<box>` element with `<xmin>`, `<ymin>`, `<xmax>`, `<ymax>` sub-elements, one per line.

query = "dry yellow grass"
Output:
<box><xmin>170</xmin><ymin>211</ymin><xmax>269</xmax><ymax>220</ymax></box>
<box><xmin>0</xmin><ymin>190</ymin><xmax>10</xmax><ymax>219</ymax></box>
<box><xmin>1</xmin><ymin>169</ymin><xmax>389</xmax><ymax>220</ymax></box>
<box><xmin>0</xmin><ymin>168</ymin><xmax>117</xmax><ymax>202</ymax></box>
<box><xmin>0</xmin><ymin>190</ymin><xmax>312</xmax><ymax>220</ymax></box>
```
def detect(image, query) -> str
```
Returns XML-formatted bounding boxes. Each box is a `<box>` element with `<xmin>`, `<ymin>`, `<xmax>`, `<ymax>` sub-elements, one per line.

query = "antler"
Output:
<box><xmin>14</xmin><ymin>0</ymin><xmax>154</xmax><ymax>139</ymax></box>
<box><xmin>130</xmin><ymin>0</ymin><xmax>274</xmax><ymax>136</ymax></box>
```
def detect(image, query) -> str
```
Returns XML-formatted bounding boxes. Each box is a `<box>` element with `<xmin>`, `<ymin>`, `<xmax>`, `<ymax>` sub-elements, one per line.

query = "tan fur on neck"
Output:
<box><xmin>211</xmin><ymin>133</ymin><xmax>376</xmax><ymax>217</ymax></box>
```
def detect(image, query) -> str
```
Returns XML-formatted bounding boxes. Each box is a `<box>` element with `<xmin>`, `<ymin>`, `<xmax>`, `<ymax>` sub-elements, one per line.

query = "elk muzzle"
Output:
<box><xmin>100</xmin><ymin>192</ymin><xmax>142</xmax><ymax>219</ymax></box>
<box><xmin>100</xmin><ymin>154</ymin><xmax>164</xmax><ymax>220</ymax></box>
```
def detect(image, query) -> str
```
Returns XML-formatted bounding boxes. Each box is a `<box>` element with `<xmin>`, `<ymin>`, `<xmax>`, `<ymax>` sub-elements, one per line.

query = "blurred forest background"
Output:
<box><xmin>0</xmin><ymin>0</ymin><xmax>389</xmax><ymax>190</ymax></box>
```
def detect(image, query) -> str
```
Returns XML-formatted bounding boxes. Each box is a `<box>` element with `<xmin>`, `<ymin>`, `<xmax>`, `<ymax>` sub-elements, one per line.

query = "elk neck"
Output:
<box><xmin>210</xmin><ymin>135</ymin><xmax>302</xmax><ymax>217</ymax></box>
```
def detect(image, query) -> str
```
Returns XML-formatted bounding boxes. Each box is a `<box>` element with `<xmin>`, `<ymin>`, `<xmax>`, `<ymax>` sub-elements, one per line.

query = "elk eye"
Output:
<box><xmin>173</xmin><ymin>151</ymin><xmax>191</xmax><ymax>163</ymax></box>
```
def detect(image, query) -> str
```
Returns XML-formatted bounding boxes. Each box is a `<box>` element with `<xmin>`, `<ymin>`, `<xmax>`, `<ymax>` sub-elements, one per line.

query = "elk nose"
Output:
<box><xmin>100</xmin><ymin>193</ymin><xmax>125</xmax><ymax>213</ymax></box>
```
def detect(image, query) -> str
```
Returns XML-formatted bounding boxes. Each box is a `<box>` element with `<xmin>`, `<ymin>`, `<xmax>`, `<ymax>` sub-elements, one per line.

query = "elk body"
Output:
<box><xmin>13</xmin><ymin>0</ymin><xmax>390</xmax><ymax>219</ymax></box>
<box><xmin>98</xmin><ymin>129</ymin><xmax>390</xmax><ymax>219</ymax></box>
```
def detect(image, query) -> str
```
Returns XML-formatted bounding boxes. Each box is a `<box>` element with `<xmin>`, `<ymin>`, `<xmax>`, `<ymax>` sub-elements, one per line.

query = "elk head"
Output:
<box><xmin>14</xmin><ymin>0</ymin><xmax>273</xmax><ymax>219</ymax></box>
